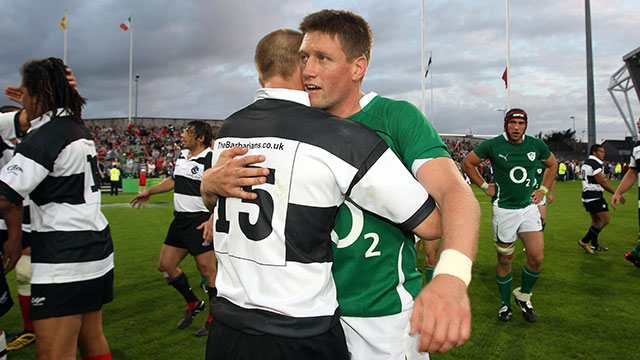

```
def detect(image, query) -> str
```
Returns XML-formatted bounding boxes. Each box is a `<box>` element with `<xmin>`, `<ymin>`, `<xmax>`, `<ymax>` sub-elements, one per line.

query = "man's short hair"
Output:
<box><xmin>187</xmin><ymin>120</ymin><xmax>213</xmax><ymax>147</ymax></box>
<box><xmin>299</xmin><ymin>9</ymin><xmax>373</xmax><ymax>62</ymax></box>
<box><xmin>254</xmin><ymin>29</ymin><xmax>303</xmax><ymax>83</ymax></box>
<box><xmin>590</xmin><ymin>144</ymin><xmax>603</xmax><ymax>155</ymax></box>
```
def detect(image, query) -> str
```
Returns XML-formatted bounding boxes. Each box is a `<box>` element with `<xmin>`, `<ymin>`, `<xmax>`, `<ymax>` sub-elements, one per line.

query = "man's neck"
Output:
<box><xmin>263</xmin><ymin>74</ymin><xmax>303</xmax><ymax>91</ymax></box>
<box><xmin>328</xmin><ymin>89</ymin><xmax>366</xmax><ymax>118</ymax></box>
<box><xmin>187</xmin><ymin>145</ymin><xmax>207</xmax><ymax>158</ymax></box>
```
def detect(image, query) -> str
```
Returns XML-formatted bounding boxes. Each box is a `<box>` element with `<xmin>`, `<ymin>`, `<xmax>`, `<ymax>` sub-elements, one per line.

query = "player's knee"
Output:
<box><xmin>527</xmin><ymin>253</ymin><xmax>544</xmax><ymax>269</ymax></box>
<box><xmin>495</xmin><ymin>242</ymin><xmax>515</xmax><ymax>256</ymax></box>
<box><xmin>196</xmin><ymin>262</ymin><xmax>215</xmax><ymax>278</ymax></box>
<box><xmin>157</xmin><ymin>260</ymin><xmax>174</xmax><ymax>275</ymax></box>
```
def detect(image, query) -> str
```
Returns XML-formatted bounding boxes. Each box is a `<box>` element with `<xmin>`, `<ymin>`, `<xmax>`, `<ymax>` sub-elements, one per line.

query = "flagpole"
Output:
<box><xmin>62</xmin><ymin>10</ymin><xmax>68</xmax><ymax>64</ymax></box>
<box><xmin>421</xmin><ymin>0</ymin><xmax>425</xmax><ymax>116</ymax></box>
<box><xmin>505</xmin><ymin>0</ymin><xmax>511</xmax><ymax>110</ymax></box>
<box><xmin>63</xmin><ymin>26</ymin><xmax>67</xmax><ymax>64</ymax></box>
<box><xmin>128</xmin><ymin>14</ymin><xmax>134</xmax><ymax>125</ymax></box>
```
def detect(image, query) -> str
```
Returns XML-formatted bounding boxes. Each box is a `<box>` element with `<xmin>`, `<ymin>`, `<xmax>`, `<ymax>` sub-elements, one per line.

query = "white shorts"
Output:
<box><xmin>492</xmin><ymin>204</ymin><xmax>542</xmax><ymax>244</ymax></box>
<box><xmin>537</xmin><ymin>195</ymin><xmax>547</xmax><ymax>206</ymax></box>
<box><xmin>340</xmin><ymin>309</ymin><xmax>429</xmax><ymax>360</ymax></box>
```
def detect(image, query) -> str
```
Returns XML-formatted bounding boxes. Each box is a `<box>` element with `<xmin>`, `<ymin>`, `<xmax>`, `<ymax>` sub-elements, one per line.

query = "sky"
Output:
<box><xmin>1</xmin><ymin>0</ymin><xmax>639</xmax><ymax>142</ymax></box>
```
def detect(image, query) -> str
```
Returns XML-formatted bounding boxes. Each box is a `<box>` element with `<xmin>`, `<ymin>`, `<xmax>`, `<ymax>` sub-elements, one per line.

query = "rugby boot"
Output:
<box><xmin>625</xmin><ymin>252</ymin><xmax>640</xmax><ymax>268</ymax></box>
<box><xmin>513</xmin><ymin>287</ymin><xmax>536</xmax><ymax>322</ymax></box>
<box><xmin>7</xmin><ymin>330</ymin><xmax>35</xmax><ymax>351</ymax></box>
<box><xmin>591</xmin><ymin>245</ymin><xmax>609</xmax><ymax>251</ymax></box>
<box><xmin>195</xmin><ymin>320</ymin><xmax>212</xmax><ymax>337</ymax></box>
<box><xmin>498</xmin><ymin>306</ymin><xmax>512</xmax><ymax>322</ymax></box>
<box><xmin>578</xmin><ymin>240</ymin><xmax>594</xmax><ymax>254</ymax></box>
<box><xmin>177</xmin><ymin>300</ymin><xmax>205</xmax><ymax>329</ymax></box>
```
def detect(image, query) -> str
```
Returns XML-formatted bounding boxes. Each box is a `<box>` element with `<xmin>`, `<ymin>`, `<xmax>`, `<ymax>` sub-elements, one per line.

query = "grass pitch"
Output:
<box><xmin>2</xmin><ymin>181</ymin><xmax>639</xmax><ymax>359</ymax></box>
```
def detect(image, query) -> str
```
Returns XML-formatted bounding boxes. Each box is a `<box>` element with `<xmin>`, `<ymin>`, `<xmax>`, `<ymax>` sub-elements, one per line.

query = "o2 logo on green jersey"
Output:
<box><xmin>509</xmin><ymin>166</ymin><xmax>528</xmax><ymax>184</ymax></box>
<box><xmin>509</xmin><ymin>166</ymin><xmax>537</xmax><ymax>187</ymax></box>
<box><xmin>331</xmin><ymin>200</ymin><xmax>382</xmax><ymax>258</ymax></box>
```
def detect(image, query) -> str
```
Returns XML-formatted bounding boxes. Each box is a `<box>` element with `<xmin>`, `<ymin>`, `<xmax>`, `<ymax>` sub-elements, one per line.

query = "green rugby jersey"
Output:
<box><xmin>332</xmin><ymin>93</ymin><xmax>450</xmax><ymax>317</ymax></box>
<box><xmin>474</xmin><ymin>134</ymin><xmax>551</xmax><ymax>209</ymax></box>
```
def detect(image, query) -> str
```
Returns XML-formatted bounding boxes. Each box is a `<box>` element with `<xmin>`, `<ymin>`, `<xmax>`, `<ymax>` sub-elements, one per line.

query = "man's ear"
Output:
<box><xmin>351</xmin><ymin>55</ymin><xmax>368</xmax><ymax>82</ymax></box>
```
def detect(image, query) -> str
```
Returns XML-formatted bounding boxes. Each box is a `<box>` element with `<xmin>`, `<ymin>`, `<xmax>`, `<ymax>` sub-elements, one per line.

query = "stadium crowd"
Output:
<box><xmin>92</xmin><ymin>124</ymin><xmax>186</xmax><ymax>181</ymax></box>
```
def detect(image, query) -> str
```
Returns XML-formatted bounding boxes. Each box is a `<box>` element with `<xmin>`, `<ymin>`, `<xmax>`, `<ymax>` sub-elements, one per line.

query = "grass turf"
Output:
<box><xmin>3</xmin><ymin>181</ymin><xmax>639</xmax><ymax>359</ymax></box>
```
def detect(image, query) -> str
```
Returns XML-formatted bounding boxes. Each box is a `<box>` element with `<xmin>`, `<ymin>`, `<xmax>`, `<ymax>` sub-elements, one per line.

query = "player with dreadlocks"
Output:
<box><xmin>462</xmin><ymin>108</ymin><xmax>557</xmax><ymax>323</ymax></box>
<box><xmin>0</xmin><ymin>57</ymin><xmax>114</xmax><ymax>360</ymax></box>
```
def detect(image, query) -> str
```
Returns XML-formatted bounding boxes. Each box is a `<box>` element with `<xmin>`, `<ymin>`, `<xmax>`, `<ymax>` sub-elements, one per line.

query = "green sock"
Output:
<box><xmin>425</xmin><ymin>267</ymin><xmax>435</xmax><ymax>283</ymax></box>
<box><xmin>496</xmin><ymin>273</ymin><xmax>513</xmax><ymax>307</ymax></box>
<box><xmin>541</xmin><ymin>221</ymin><xmax>546</xmax><ymax>232</ymax></box>
<box><xmin>521</xmin><ymin>266</ymin><xmax>541</xmax><ymax>294</ymax></box>
<box><xmin>632</xmin><ymin>240</ymin><xmax>640</xmax><ymax>258</ymax></box>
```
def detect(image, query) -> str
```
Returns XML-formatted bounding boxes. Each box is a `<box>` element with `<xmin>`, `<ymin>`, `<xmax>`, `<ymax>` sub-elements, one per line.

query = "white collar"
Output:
<box><xmin>359</xmin><ymin>91</ymin><xmax>378</xmax><ymax>109</ymax></box>
<box><xmin>254</xmin><ymin>88</ymin><xmax>310</xmax><ymax>106</ymax></box>
<box><xmin>588</xmin><ymin>155</ymin><xmax>603</xmax><ymax>164</ymax></box>
<box><xmin>28</xmin><ymin>109</ymin><xmax>71</xmax><ymax>133</ymax></box>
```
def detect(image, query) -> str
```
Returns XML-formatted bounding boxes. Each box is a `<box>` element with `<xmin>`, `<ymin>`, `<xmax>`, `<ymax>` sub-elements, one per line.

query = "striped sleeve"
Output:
<box><xmin>349</xmin><ymin>147</ymin><xmax>435</xmax><ymax>232</ymax></box>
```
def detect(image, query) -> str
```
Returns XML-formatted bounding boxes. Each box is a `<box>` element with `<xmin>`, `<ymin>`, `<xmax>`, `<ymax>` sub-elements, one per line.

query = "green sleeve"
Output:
<box><xmin>473</xmin><ymin>138</ymin><xmax>492</xmax><ymax>160</ymax></box>
<box><xmin>387</xmin><ymin>100</ymin><xmax>450</xmax><ymax>169</ymax></box>
<box><xmin>537</xmin><ymin>138</ymin><xmax>551</xmax><ymax>161</ymax></box>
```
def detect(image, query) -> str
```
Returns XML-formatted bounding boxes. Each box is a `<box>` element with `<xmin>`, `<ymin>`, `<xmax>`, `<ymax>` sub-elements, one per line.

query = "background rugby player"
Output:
<box><xmin>462</xmin><ymin>108</ymin><xmax>556</xmax><ymax>323</ymax></box>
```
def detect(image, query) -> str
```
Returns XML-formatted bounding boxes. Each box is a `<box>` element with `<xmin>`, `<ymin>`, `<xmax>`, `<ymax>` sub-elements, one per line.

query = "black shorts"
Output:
<box><xmin>164</xmin><ymin>214</ymin><xmax>213</xmax><ymax>256</ymax></box>
<box><xmin>0</xmin><ymin>261</ymin><xmax>13</xmax><ymax>317</ymax></box>
<box><xmin>205</xmin><ymin>318</ymin><xmax>349</xmax><ymax>360</ymax></box>
<box><xmin>30</xmin><ymin>269</ymin><xmax>114</xmax><ymax>320</ymax></box>
<box><xmin>584</xmin><ymin>197</ymin><xmax>608</xmax><ymax>213</ymax></box>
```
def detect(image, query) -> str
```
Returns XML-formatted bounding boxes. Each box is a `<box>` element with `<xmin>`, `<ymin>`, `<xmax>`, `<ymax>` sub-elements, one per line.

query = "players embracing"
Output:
<box><xmin>462</xmin><ymin>108</ymin><xmax>557</xmax><ymax>322</ymax></box>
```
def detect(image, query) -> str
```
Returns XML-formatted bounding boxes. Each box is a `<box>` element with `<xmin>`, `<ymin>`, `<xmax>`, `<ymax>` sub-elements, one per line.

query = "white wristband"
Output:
<box><xmin>432</xmin><ymin>249</ymin><xmax>473</xmax><ymax>287</ymax></box>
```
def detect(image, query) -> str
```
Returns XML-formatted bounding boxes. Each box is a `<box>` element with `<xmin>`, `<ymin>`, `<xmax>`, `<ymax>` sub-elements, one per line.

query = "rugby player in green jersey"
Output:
<box><xmin>462</xmin><ymin>108</ymin><xmax>557</xmax><ymax>323</ymax></box>
<box><xmin>203</xmin><ymin>9</ymin><xmax>479</xmax><ymax>358</ymax></box>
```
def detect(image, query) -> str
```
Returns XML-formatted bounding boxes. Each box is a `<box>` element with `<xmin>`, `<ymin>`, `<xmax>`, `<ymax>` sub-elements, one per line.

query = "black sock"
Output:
<box><xmin>167</xmin><ymin>272</ymin><xmax>199</xmax><ymax>303</ymax></box>
<box><xmin>589</xmin><ymin>225</ymin><xmax>601</xmax><ymax>246</ymax></box>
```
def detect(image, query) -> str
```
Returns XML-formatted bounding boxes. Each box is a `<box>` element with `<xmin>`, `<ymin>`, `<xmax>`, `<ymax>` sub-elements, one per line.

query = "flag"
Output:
<box><xmin>59</xmin><ymin>13</ymin><xmax>68</xmax><ymax>31</ymax></box>
<box><xmin>120</xmin><ymin>16</ymin><xmax>131</xmax><ymax>31</ymax></box>
<box><xmin>502</xmin><ymin>67</ymin><xmax>508</xmax><ymax>89</ymax></box>
<box><xmin>424</xmin><ymin>55</ymin><xmax>432</xmax><ymax>78</ymax></box>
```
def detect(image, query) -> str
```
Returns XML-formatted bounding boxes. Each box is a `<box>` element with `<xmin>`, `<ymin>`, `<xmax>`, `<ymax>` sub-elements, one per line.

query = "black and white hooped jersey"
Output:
<box><xmin>0</xmin><ymin>111</ymin><xmax>19</xmax><ymax>231</ymax></box>
<box><xmin>0</xmin><ymin>111</ymin><xmax>113</xmax><ymax>285</ymax></box>
<box><xmin>211</xmin><ymin>89</ymin><xmax>435</xmax><ymax>338</ymax></box>
<box><xmin>581</xmin><ymin>155</ymin><xmax>604</xmax><ymax>201</ymax></box>
<box><xmin>0</xmin><ymin>111</ymin><xmax>18</xmax><ymax>169</ymax></box>
<box><xmin>173</xmin><ymin>148</ymin><xmax>212</xmax><ymax>217</ymax></box>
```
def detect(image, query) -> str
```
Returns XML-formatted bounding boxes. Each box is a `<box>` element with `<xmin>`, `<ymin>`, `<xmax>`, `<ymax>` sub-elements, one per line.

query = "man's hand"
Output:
<box><xmin>611</xmin><ymin>193</ymin><xmax>626</xmax><ymax>210</ymax></box>
<box><xmin>410</xmin><ymin>274</ymin><xmax>471</xmax><ymax>353</ymax></box>
<box><xmin>547</xmin><ymin>191</ymin><xmax>554</xmax><ymax>204</ymax></box>
<box><xmin>530</xmin><ymin>189</ymin><xmax>544</xmax><ymax>204</ymax></box>
<box><xmin>484</xmin><ymin>184</ymin><xmax>495</xmax><ymax>197</ymax></box>
<box><xmin>202</xmin><ymin>146</ymin><xmax>269</xmax><ymax>200</ymax></box>
<box><xmin>2</xmin><ymin>231</ymin><xmax>21</xmax><ymax>273</ymax></box>
<box><xmin>4</xmin><ymin>86</ymin><xmax>22</xmax><ymax>105</ymax></box>
<box><xmin>65</xmin><ymin>66</ymin><xmax>78</xmax><ymax>90</ymax></box>
<box><xmin>130</xmin><ymin>191</ymin><xmax>151</xmax><ymax>209</ymax></box>
<box><xmin>197</xmin><ymin>215</ymin><xmax>214</xmax><ymax>244</ymax></box>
